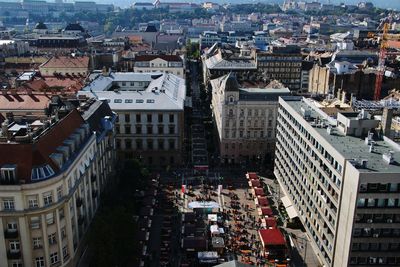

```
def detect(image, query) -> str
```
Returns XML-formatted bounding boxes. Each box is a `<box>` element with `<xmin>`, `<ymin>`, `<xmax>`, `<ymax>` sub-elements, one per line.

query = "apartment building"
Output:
<box><xmin>211</xmin><ymin>73</ymin><xmax>290</xmax><ymax>164</ymax></box>
<box><xmin>274</xmin><ymin>96</ymin><xmax>400</xmax><ymax>267</ymax></box>
<box><xmin>79</xmin><ymin>71</ymin><xmax>186</xmax><ymax>167</ymax></box>
<box><xmin>257</xmin><ymin>45</ymin><xmax>303</xmax><ymax>91</ymax></box>
<box><xmin>0</xmin><ymin>98</ymin><xmax>116</xmax><ymax>267</ymax></box>
<box><xmin>133</xmin><ymin>54</ymin><xmax>185</xmax><ymax>78</ymax></box>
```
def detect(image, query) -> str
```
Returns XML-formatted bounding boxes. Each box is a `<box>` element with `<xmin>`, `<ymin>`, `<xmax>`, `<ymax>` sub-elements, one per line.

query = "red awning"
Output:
<box><xmin>259</xmin><ymin>229</ymin><xmax>286</xmax><ymax>246</ymax></box>
<box><xmin>257</xmin><ymin>196</ymin><xmax>269</xmax><ymax>206</ymax></box>
<box><xmin>246</xmin><ymin>172</ymin><xmax>258</xmax><ymax>180</ymax></box>
<box><xmin>250</xmin><ymin>179</ymin><xmax>261</xmax><ymax>188</ymax></box>
<box><xmin>260</xmin><ymin>207</ymin><xmax>273</xmax><ymax>216</ymax></box>
<box><xmin>254</xmin><ymin>188</ymin><xmax>265</xmax><ymax>196</ymax></box>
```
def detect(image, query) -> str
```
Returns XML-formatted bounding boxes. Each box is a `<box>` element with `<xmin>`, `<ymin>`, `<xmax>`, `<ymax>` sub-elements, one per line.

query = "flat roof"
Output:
<box><xmin>283</xmin><ymin>97</ymin><xmax>400</xmax><ymax>173</ymax></box>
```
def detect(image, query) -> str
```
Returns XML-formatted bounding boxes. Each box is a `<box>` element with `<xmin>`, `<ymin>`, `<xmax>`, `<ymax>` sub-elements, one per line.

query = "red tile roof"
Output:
<box><xmin>260</xmin><ymin>207</ymin><xmax>273</xmax><ymax>216</ymax></box>
<box><xmin>264</xmin><ymin>217</ymin><xmax>277</xmax><ymax>228</ymax></box>
<box><xmin>250</xmin><ymin>179</ymin><xmax>261</xmax><ymax>188</ymax></box>
<box><xmin>40</xmin><ymin>56</ymin><xmax>90</xmax><ymax>69</ymax></box>
<box><xmin>259</xmin><ymin>229</ymin><xmax>286</xmax><ymax>246</ymax></box>
<box><xmin>247</xmin><ymin>172</ymin><xmax>258</xmax><ymax>180</ymax></box>
<box><xmin>0</xmin><ymin>110</ymin><xmax>85</xmax><ymax>183</ymax></box>
<box><xmin>0</xmin><ymin>92</ymin><xmax>52</xmax><ymax>111</ymax></box>
<box><xmin>254</xmin><ymin>187</ymin><xmax>265</xmax><ymax>196</ymax></box>
<box><xmin>135</xmin><ymin>54</ymin><xmax>182</xmax><ymax>62</ymax></box>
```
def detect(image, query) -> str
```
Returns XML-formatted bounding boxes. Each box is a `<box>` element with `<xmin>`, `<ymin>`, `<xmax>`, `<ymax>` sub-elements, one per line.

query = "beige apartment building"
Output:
<box><xmin>210</xmin><ymin>73</ymin><xmax>290</xmax><ymax>165</ymax></box>
<box><xmin>133</xmin><ymin>54</ymin><xmax>185</xmax><ymax>78</ymax></box>
<box><xmin>0</xmin><ymin>100</ymin><xmax>116</xmax><ymax>267</ymax></box>
<box><xmin>275</xmin><ymin>96</ymin><xmax>400</xmax><ymax>267</ymax></box>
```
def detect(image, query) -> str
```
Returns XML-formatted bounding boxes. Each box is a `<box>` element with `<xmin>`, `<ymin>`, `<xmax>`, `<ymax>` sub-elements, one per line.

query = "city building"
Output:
<box><xmin>0</xmin><ymin>97</ymin><xmax>115</xmax><ymax>267</ymax></box>
<box><xmin>274</xmin><ymin>96</ymin><xmax>400</xmax><ymax>267</ymax></box>
<box><xmin>132</xmin><ymin>2</ymin><xmax>155</xmax><ymax>10</ymax></box>
<box><xmin>39</xmin><ymin>56</ymin><xmax>90</xmax><ymax>77</ymax></box>
<box><xmin>210</xmin><ymin>73</ymin><xmax>290</xmax><ymax>165</ymax></box>
<box><xmin>257</xmin><ymin>45</ymin><xmax>303</xmax><ymax>91</ymax></box>
<box><xmin>202</xmin><ymin>44</ymin><xmax>257</xmax><ymax>89</ymax></box>
<box><xmin>133</xmin><ymin>54</ymin><xmax>184</xmax><ymax>78</ymax></box>
<box><xmin>79</xmin><ymin>71</ymin><xmax>186</xmax><ymax>167</ymax></box>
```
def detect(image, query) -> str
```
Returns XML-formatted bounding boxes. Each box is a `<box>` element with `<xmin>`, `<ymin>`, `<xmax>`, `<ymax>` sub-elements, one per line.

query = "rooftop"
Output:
<box><xmin>40</xmin><ymin>56</ymin><xmax>90</xmax><ymax>71</ymax></box>
<box><xmin>283</xmin><ymin>96</ymin><xmax>400</xmax><ymax>173</ymax></box>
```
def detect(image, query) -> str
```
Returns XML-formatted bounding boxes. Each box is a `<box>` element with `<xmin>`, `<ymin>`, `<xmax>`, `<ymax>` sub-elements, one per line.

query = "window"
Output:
<box><xmin>63</xmin><ymin>246</ymin><xmax>69</xmax><ymax>260</ymax></box>
<box><xmin>57</xmin><ymin>186</ymin><xmax>63</xmax><ymax>200</ymax></box>
<box><xmin>3</xmin><ymin>198</ymin><xmax>15</xmax><ymax>211</ymax></box>
<box><xmin>28</xmin><ymin>196</ymin><xmax>38</xmax><ymax>209</ymax></box>
<box><xmin>267</xmin><ymin>130</ymin><xmax>272</xmax><ymax>138</ymax></box>
<box><xmin>147</xmin><ymin>126</ymin><xmax>153</xmax><ymax>134</ymax></box>
<box><xmin>61</xmin><ymin>227</ymin><xmax>66</xmax><ymax>239</ymax></box>
<box><xmin>158</xmin><ymin>139</ymin><xmax>164</xmax><ymax>150</ymax></box>
<box><xmin>147</xmin><ymin>114</ymin><xmax>152</xmax><ymax>122</ymax></box>
<box><xmin>59</xmin><ymin>208</ymin><xmax>64</xmax><ymax>220</ymax></box>
<box><xmin>367</xmin><ymin>198</ymin><xmax>376</xmax><ymax>207</ymax></box>
<box><xmin>158</xmin><ymin>114</ymin><xmax>163</xmax><ymax>123</ymax></box>
<box><xmin>125</xmin><ymin>126</ymin><xmax>131</xmax><ymax>134</ymax></box>
<box><xmin>388</xmin><ymin>198</ymin><xmax>396</xmax><ymax>207</ymax></box>
<box><xmin>46</xmin><ymin>213</ymin><xmax>54</xmax><ymax>225</ymax></box>
<box><xmin>33</xmin><ymin>237</ymin><xmax>42</xmax><ymax>249</ymax></box>
<box><xmin>11</xmin><ymin>261</ymin><xmax>22</xmax><ymax>267</ymax></box>
<box><xmin>31</xmin><ymin>217</ymin><xmax>40</xmax><ymax>229</ymax></box>
<box><xmin>135</xmin><ymin>114</ymin><xmax>142</xmax><ymax>123</ymax></box>
<box><xmin>7</xmin><ymin>221</ymin><xmax>17</xmax><ymax>231</ymax></box>
<box><xmin>158</xmin><ymin>125</ymin><xmax>164</xmax><ymax>134</ymax></box>
<box><xmin>147</xmin><ymin>140</ymin><xmax>153</xmax><ymax>150</ymax></box>
<box><xmin>125</xmin><ymin>114</ymin><xmax>130</xmax><ymax>122</ymax></box>
<box><xmin>136</xmin><ymin>140</ymin><xmax>142</xmax><ymax>150</ymax></box>
<box><xmin>169</xmin><ymin>140</ymin><xmax>175</xmax><ymax>150</ymax></box>
<box><xmin>136</xmin><ymin>125</ymin><xmax>142</xmax><ymax>134</ymax></box>
<box><xmin>9</xmin><ymin>240</ymin><xmax>20</xmax><ymax>251</ymax></box>
<box><xmin>169</xmin><ymin>126</ymin><xmax>175</xmax><ymax>134</ymax></box>
<box><xmin>116</xmin><ymin>139</ymin><xmax>121</xmax><ymax>149</ymax></box>
<box><xmin>169</xmin><ymin>114</ymin><xmax>174</xmax><ymax>123</ymax></box>
<box><xmin>35</xmin><ymin>257</ymin><xmax>45</xmax><ymax>267</ymax></box>
<box><xmin>48</xmin><ymin>233</ymin><xmax>57</xmax><ymax>245</ymax></box>
<box><xmin>50</xmin><ymin>252</ymin><xmax>59</xmax><ymax>265</ymax></box>
<box><xmin>239</xmin><ymin>120</ymin><xmax>244</xmax><ymax>127</ymax></box>
<box><xmin>43</xmin><ymin>193</ymin><xmax>53</xmax><ymax>206</ymax></box>
<box><xmin>125</xmin><ymin>140</ymin><xmax>132</xmax><ymax>149</ymax></box>
<box><xmin>1</xmin><ymin>167</ymin><xmax>16</xmax><ymax>183</ymax></box>
<box><xmin>228</xmin><ymin>109</ymin><xmax>233</xmax><ymax>116</ymax></box>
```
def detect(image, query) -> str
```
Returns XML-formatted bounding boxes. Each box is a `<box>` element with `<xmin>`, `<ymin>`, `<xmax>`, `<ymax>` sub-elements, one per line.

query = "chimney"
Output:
<box><xmin>1</xmin><ymin>119</ymin><xmax>9</xmax><ymax>139</ymax></box>
<box><xmin>337</xmin><ymin>88</ymin><xmax>342</xmax><ymax>100</ymax></box>
<box><xmin>382</xmin><ymin>107</ymin><xmax>393</xmax><ymax>137</ymax></box>
<box><xmin>341</xmin><ymin>91</ymin><xmax>346</xmax><ymax>104</ymax></box>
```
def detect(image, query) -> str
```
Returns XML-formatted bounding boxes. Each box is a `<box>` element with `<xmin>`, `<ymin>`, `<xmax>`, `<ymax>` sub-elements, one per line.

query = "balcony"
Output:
<box><xmin>92</xmin><ymin>190</ymin><xmax>98</xmax><ymax>198</ymax></box>
<box><xmin>7</xmin><ymin>250</ymin><xmax>21</xmax><ymax>259</ymax></box>
<box><xmin>91</xmin><ymin>174</ymin><xmax>97</xmax><ymax>183</ymax></box>
<box><xmin>78</xmin><ymin>216</ymin><xmax>85</xmax><ymax>225</ymax></box>
<box><xmin>76</xmin><ymin>197</ymin><xmax>83</xmax><ymax>207</ymax></box>
<box><xmin>4</xmin><ymin>230</ymin><xmax>18</xmax><ymax>239</ymax></box>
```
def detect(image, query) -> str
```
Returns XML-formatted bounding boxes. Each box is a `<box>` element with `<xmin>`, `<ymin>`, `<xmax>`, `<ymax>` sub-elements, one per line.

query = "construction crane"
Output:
<box><xmin>374</xmin><ymin>23</ymin><xmax>390</xmax><ymax>100</ymax></box>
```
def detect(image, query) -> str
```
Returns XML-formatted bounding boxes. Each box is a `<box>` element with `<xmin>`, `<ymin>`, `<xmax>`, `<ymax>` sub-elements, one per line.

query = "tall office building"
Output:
<box><xmin>274</xmin><ymin>96</ymin><xmax>400</xmax><ymax>267</ymax></box>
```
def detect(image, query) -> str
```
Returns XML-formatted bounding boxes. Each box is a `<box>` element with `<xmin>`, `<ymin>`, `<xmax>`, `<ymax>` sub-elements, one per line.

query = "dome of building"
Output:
<box><xmin>64</xmin><ymin>23</ymin><xmax>85</xmax><ymax>32</ymax></box>
<box><xmin>34</xmin><ymin>22</ymin><xmax>48</xmax><ymax>30</ymax></box>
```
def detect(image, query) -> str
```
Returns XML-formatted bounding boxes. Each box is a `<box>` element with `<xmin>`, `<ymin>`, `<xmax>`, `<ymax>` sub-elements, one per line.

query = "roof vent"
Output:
<box><xmin>301</xmin><ymin>107</ymin><xmax>311</xmax><ymax>120</ymax></box>
<box><xmin>365</xmin><ymin>131</ymin><xmax>374</xmax><ymax>145</ymax></box>
<box><xmin>369</xmin><ymin>142</ymin><xmax>375</xmax><ymax>153</ymax></box>
<box><xmin>383</xmin><ymin>151</ymin><xmax>394</xmax><ymax>164</ymax></box>
<box><xmin>327</xmin><ymin>125</ymin><xmax>333</xmax><ymax>135</ymax></box>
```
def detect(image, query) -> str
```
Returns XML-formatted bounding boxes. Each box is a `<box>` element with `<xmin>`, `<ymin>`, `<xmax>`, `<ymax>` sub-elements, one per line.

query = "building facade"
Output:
<box><xmin>257</xmin><ymin>45</ymin><xmax>302</xmax><ymax>91</ymax></box>
<box><xmin>134</xmin><ymin>54</ymin><xmax>185</xmax><ymax>78</ymax></box>
<box><xmin>274</xmin><ymin>96</ymin><xmax>400</xmax><ymax>266</ymax></box>
<box><xmin>0</xmin><ymin>100</ymin><xmax>116</xmax><ymax>267</ymax></box>
<box><xmin>79</xmin><ymin>72</ymin><xmax>186</xmax><ymax>168</ymax></box>
<box><xmin>211</xmin><ymin>73</ymin><xmax>290</xmax><ymax>165</ymax></box>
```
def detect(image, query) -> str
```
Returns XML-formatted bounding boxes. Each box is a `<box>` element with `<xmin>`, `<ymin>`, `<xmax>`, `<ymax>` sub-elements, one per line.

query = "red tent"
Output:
<box><xmin>265</xmin><ymin>217</ymin><xmax>277</xmax><ymax>228</ymax></box>
<box><xmin>260</xmin><ymin>207</ymin><xmax>273</xmax><ymax>216</ymax></box>
<box><xmin>250</xmin><ymin>179</ymin><xmax>261</xmax><ymax>188</ymax></box>
<box><xmin>257</xmin><ymin>196</ymin><xmax>269</xmax><ymax>206</ymax></box>
<box><xmin>246</xmin><ymin>172</ymin><xmax>258</xmax><ymax>180</ymax></box>
<box><xmin>254</xmin><ymin>188</ymin><xmax>265</xmax><ymax>196</ymax></box>
<box><xmin>259</xmin><ymin>229</ymin><xmax>286</xmax><ymax>247</ymax></box>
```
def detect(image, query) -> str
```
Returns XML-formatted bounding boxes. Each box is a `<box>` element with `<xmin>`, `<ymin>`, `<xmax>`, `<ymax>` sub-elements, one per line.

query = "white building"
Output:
<box><xmin>275</xmin><ymin>96</ymin><xmax>400</xmax><ymax>267</ymax></box>
<box><xmin>79</xmin><ymin>71</ymin><xmax>186</xmax><ymax>167</ymax></box>
<box><xmin>134</xmin><ymin>54</ymin><xmax>185</xmax><ymax>78</ymax></box>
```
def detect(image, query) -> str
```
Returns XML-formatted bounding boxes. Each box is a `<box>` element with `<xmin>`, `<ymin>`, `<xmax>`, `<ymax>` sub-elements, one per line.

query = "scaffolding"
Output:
<box><xmin>352</xmin><ymin>98</ymin><xmax>400</xmax><ymax>110</ymax></box>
